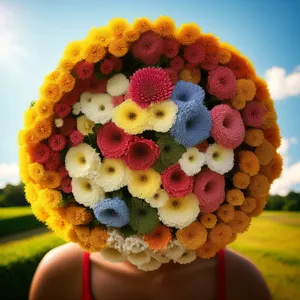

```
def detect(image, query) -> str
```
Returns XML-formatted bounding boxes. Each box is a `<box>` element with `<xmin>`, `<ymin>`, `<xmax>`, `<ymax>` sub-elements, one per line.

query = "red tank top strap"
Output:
<box><xmin>217</xmin><ymin>248</ymin><xmax>226</xmax><ymax>300</ymax></box>
<box><xmin>82</xmin><ymin>252</ymin><xmax>93</xmax><ymax>300</ymax></box>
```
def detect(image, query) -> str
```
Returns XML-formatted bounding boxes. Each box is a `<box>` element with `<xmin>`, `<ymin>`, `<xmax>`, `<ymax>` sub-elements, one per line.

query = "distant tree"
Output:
<box><xmin>266</xmin><ymin>195</ymin><xmax>287</xmax><ymax>210</ymax></box>
<box><xmin>0</xmin><ymin>183</ymin><xmax>28</xmax><ymax>207</ymax></box>
<box><xmin>286</xmin><ymin>191</ymin><xmax>300</xmax><ymax>210</ymax></box>
<box><xmin>283</xmin><ymin>200</ymin><xmax>298</xmax><ymax>211</ymax></box>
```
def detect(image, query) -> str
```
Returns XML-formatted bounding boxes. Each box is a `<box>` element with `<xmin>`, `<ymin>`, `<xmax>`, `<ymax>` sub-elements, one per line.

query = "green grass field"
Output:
<box><xmin>230</xmin><ymin>211</ymin><xmax>300</xmax><ymax>300</ymax></box>
<box><xmin>0</xmin><ymin>206</ymin><xmax>32</xmax><ymax>220</ymax></box>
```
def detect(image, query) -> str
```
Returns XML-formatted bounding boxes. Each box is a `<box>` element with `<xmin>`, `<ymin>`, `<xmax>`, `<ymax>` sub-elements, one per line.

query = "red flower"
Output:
<box><xmin>60</xmin><ymin>116</ymin><xmax>77</xmax><ymax>136</ymax></box>
<box><xmin>97</xmin><ymin>122</ymin><xmax>133</xmax><ymax>158</ymax></box>
<box><xmin>164</xmin><ymin>39</ymin><xmax>180</xmax><ymax>58</ymax></box>
<box><xmin>74</xmin><ymin>61</ymin><xmax>94</xmax><ymax>79</ymax></box>
<box><xmin>242</xmin><ymin>101</ymin><xmax>266</xmax><ymax>128</ymax></box>
<box><xmin>85</xmin><ymin>76</ymin><xmax>107</xmax><ymax>93</ymax></box>
<box><xmin>170</xmin><ymin>56</ymin><xmax>185</xmax><ymax>72</ymax></box>
<box><xmin>129</xmin><ymin>67</ymin><xmax>174</xmax><ymax>108</ymax></box>
<box><xmin>132</xmin><ymin>31</ymin><xmax>164</xmax><ymax>65</ymax></box>
<box><xmin>44</xmin><ymin>151</ymin><xmax>61</xmax><ymax>171</ymax></box>
<box><xmin>49</xmin><ymin>134</ymin><xmax>67</xmax><ymax>151</ymax></box>
<box><xmin>164</xmin><ymin>68</ymin><xmax>178</xmax><ymax>85</ymax></box>
<box><xmin>123</xmin><ymin>137</ymin><xmax>160</xmax><ymax>170</ymax></box>
<box><xmin>70</xmin><ymin>130</ymin><xmax>85</xmax><ymax>146</ymax></box>
<box><xmin>200</xmin><ymin>53</ymin><xmax>219</xmax><ymax>71</ymax></box>
<box><xmin>55</xmin><ymin>103</ymin><xmax>71</xmax><ymax>118</ymax></box>
<box><xmin>183</xmin><ymin>43</ymin><xmax>206</xmax><ymax>64</ymax></box>
<box><xmin>58</xmin><ymin>166</ymin><xmax>69</xmax><ymax>179</ymax></box>
<box><xmin>112</xmin><ymin>95</ymin><xmax>125</xmax><ymax>107</ymax></box>
<box><xmin>61</xmin><ymin>177</ymin><xmax>72</xmax><ymax>193</ymax></box>
<box><xmin>30</xmin><ymin>143</ymin><xmax>51</xmax><ymax>163</ymax></box>
<box><xmin>100</xmin><ymin>59</ymin><xmax>114</xmax><ymax>75</ymax></box>
<box><xmin>60</xmin><ymin>88</ymin><xmax>80</xmax><ymax>106</ymax></box>
<box><xmin>110</xmin><ymin>56</ymin><xmax>123</xmax><ymax>72</ymax></box>
<box><xmin>162</xmin><ymin>163</ymin><xmax>194</xmax><ymax>197</ymax></box>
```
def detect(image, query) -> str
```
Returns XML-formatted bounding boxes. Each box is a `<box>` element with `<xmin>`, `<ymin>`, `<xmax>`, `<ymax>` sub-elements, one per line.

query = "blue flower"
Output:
<box><xmin>170</xmin><ymin>101</ymin><xmax>212</xmax><ymax>148</ymax></box>
<box><xmin>93</xmin><ymin>197</ymin><xmax>129</xmax><ymax>228</ymax></box>
<box><xmin>171</xmin><ymin>80</ymin><xmax>205</xmax><ymax>106</ymax></box>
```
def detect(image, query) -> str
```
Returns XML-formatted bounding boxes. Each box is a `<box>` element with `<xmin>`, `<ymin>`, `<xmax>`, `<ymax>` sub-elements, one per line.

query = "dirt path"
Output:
<box><xmin>0</xmin><ymin>227</ymin><xmax>49</xmax><ymax>244</ymax></box>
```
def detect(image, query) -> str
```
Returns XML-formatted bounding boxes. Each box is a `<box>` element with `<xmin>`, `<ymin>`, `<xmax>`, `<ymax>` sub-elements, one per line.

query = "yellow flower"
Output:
<box><xmin>81</xmin><ymin>42</ymin><xmax>106</xmax><ymax>63</ymax></box>
<box><xmin>124</xmin><ymin>29</ymin><xmax>140</xmax><ymax>42</ymax></box>
<box><xmin>24</xmin><ymin>182</ymin><xmax>39</xmax><ymax>204</ymax></box>
<box><xmin>18</xmin><ymin>130</ymin><xmax>26</xmax><ymax>146</ymax></box>
<box><xmin>40</xmin><ymin>82</ymin><xmax>61</xmax><ymax>103</ymax></box>
<box><xmin>38</xmin><ymin>189</ymin><xmax>63</xmax><ymax>211</ymax></box>
<box><xmin>35</xmin><ymin>99</ymin><xmax>54</xmax><ymax>119</ymax></box>
<box><xmin>32</xmin><ymin>200</ymin><xmax>49</xmax><ymax>222</ymax></box>
<box><xmin>112</xmin><ymin>99</ymin><xmax>147</xmax><ymax>134</ymax></box>
<box><xmin>175</xmin><ymin>22</ymin><xmax>201</xmax><ymax>45</ymax></box>
<box><xmin>58</xmin><ymin>57</ymin><xmax>76</xmax><ymax>72</ymax></box>
<box><xmin>153</xmin><ymin>16</ymin><xmax>176</xmax><ymax>37</ymax></box>
<box><xmin>57</xmin><ymin>72</ymin><xmax>76</xmax><ymax>93</ymax></box>
<box><xmin>127</xmin><ymin>169</ymin><xmax>161</xmax><ymax>199</ymax></box>
<box><xmin>77</xmin><ymin>115</ymin><xmax>94</xmax><ymax>136</ymax></box>
<box><xmin>24</xmin><ymin>107</ymin><xmax>37</xmax><ymax>128</ymax></box>
<box><xmin>45</xmin><ymin>69</ymin><xmax>61</xmax><ymax>82</ymax></box>
<box><xmin>28</xmin><ymin>162</ymin><xmax>45</xmax><ymax>182</ymax></box>
<box><xmin>132</xmin><ymin>17</ymin><xmax>152</xmax><ymax>34</ymax></box>
<box><xmin>108</xmin><ymin>38</ymin><xmax>129</xmax><ymax>57</ymax></box>
<box><xmin>32</xmin><ymin>118</ymin><xmax>52</xmax><ymax>140</ymax></box>
<box><xmin>23</xmin><ymin>129</ymin><xmax>40</xmax><ymax>147</ymax></box>
<box><xmin>19</xmin><ymin>163</ymin><xmax>30</xmax><ymax>184</ymax></box>
<box><xmin>108</xmin><ymin>18</ymin><xmax>130</xmax><ymax>39</ymax></box>
<box><xmin>87</xmin><ymin>26</ymin><xmax>112</xmax><ymax>47</ymax></box>
<box><xmin>63</xmin><ymin>40</ymin><xmax>83</xmax><ymax>63</ymax></box>
<box><xmin>46</xmin><ymin>214</ymin><xmax>71</xmax><ymax>238</ymax></box>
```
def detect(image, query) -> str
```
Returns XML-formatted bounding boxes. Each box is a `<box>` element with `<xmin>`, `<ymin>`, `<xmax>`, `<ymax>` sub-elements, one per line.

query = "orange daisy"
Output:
<box><xmin>199</xmin><ymin>213</ymin><xmax>217</xmax><ymax>229</ymax></box>
<box><xmin>244</xmin><ymin>128</ymin><xmax>264</xmax><ymax>147</ymax></box>
<box><xmin>248</xmin><ymin>174</ymin><xmax>270</xmax><ymax>199</ymax></box>
<box><xmin>144</xmin><ymin>225</ymin><xmax>172</xmax><ymax>251</ymax></box>
<box><xmin>233</xmin><ymin>171</ymin><xmax>250</xmax><ymax>189</ymax></box>
<box><xmin>238</xmin><ymin>151</ymin><xmax>260</xmax><ymax>176</ymax></box>
<box><xmin>240</xmin><ymin>197</ymin><xmax>257</xmax><ymax>214</ymax></box>
<box><xmin>228</xmin><ymin>211</ymin><xmax>251</xmax><ymax>233</ymax></box>
<box><xmin>216</xmin><ymin>204</ymin><xmax>235</xmax><ymax>223</ymax></box>
<box><xmin>226</xmin><ymin>189</ymin><xmax>245</xmax><ymax>206</ymax></box>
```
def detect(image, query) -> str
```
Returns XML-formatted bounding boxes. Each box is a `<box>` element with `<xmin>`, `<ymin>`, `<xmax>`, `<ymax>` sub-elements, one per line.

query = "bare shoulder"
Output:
<box><xmin>29</xmin><ymin>242</ymin><xmax>83</xmax><ymax>300</ymax></box>
<box><xmin>225</xmin><ymin>248</ymin><xmax>272</xmax><ymax>300</ymax></box>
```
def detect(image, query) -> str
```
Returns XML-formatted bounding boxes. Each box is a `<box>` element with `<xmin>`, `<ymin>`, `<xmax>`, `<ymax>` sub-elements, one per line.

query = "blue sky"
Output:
<box><xmin>0</xmin><ymin>0</ymin><xmax>299</xmax><ymax>194</ymax></box>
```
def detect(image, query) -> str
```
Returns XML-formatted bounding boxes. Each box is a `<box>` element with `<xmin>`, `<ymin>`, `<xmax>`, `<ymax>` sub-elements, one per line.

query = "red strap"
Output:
<box><xmin>82</xmin><ymin>252</ymin><xmax>92</xmax><ymax>300</ymax></box>
<box><xmin>217</xmin><ymin>248</ymin><xmax>226</xmax><ymax>300</ymax></box>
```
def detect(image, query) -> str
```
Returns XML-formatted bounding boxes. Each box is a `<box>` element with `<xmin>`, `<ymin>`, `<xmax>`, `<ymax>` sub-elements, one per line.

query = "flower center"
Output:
<box><xmin>140</xmin><ymin>175</ymin><xmax>148</xmax><ymax>182</ymax></box>
<box><xmin>155</xmin><ymin>110</ymin><xmax>165</xmax><ymax>118</ymax></box>
<box><xmin>128</xmin><ymin>112</ymin><xmax>137</xmax><ymax>120</ymax></box>
<box><xmin>85</xmin><ymin>182</ymin><xmax>92</xmax><ymax>190</ymax></box>
<box><xmin>212</xmin><ymin>152</ymin><xmax>220</xmax><ymax>159</ymax></box>
<box><xmin>153</xmin><ymin>193</ymin><xmax>159</xmax><ymax>199</ymax></box>
<box><xmin>172</xmin><ymin>199</ymin><xmax>180</xmax><ymax>208</ymax></box>
<box><xmin>223</xmin><ymin>116</ymin><xmax>231</xmax><ymax>128</ymax></box>
<box><xmin>171</xmin><ymin>171</ymin><xmax>182</xmax><ymax>182</ymax></box>
<box><xmin>78</xmin><ymin>155</ymin><xmax>86</xmax><ymax>164</ymax></box>
<box><xmin>188</xmin><ymin>155</ymin><xmax>194</xmax><ymax>161</ymax></box>
<box><xmin>107</xmin><ymin>167</ymin><xmax>115</xmax><ymax>173</ymax></box>
<box><xmin>99</xmin><ymin>105</ymin><xmax>105</xmax><ymax>111</ymax></box>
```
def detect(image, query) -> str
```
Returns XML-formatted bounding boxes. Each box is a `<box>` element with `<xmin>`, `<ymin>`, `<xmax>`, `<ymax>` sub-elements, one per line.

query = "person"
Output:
<box><xmin>29</xmin><ymin>242</ymin><xmax>272</xmax><ymax>300</ymax></box>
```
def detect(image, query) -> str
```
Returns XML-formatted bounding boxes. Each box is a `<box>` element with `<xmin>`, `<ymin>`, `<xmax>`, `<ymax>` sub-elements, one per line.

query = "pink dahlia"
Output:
<box><xmin>49</xmin><ymin>134</ymin><xmax>66</xmax><ymax>151</ymax></box>
<box><xmin>60</xmin><ymin>116</ymin><xmax>77</xmax><ymax>136</ymax></box>
<box><xmin>44</xmin><ymin>151</ymin><xmax>61</xmax><ymax>171</ymax></box>
<box><xmin>200</xmin><ymin>53</ymin><xmax>219</xmax><ymax>71</ymax></box>
<box><xmin>193</xmin><ymin>168</ymin><xmax>225</xmax><ymax>213</ymax></box>
<box><xmin>55</xmin><ymin>103</ymin><xmax>71</xmax><ymax>118</ymax></box>
<box><xmin>58</xmin><ymin>166</ymin><xmax>69</xmax><ymax>179</ymax></box>
<box><xmin>100</xmin><ymin>59</ymin><xmax>114</xmax><ymax>75</ymax></box>
<box><xmin>73</xmin><ymin>61</ymin><xmax>94</xmax><ymax>80</ymax></box>
<box><xmin>70</xmin><ymin>130</ymin><xmax>85</xmax><ymax>146</ymax></box>
<box><xmin>30</xmin><ymin>143</ymin><xmax>51</xmax><ymax>164</ymax></box>
<box><xmin>162</xmin><ymin>163</ymin><xmax>194</xmax><ymax>198</ymax></box>
<box><xmin>123</xmin><ymin>137</ymin><xmax>160</xmax><ymax>170</ymax></box>
<box><xmin>61</xmin><ymin>177</ymin><xmax>72</xmax><ymax>193</ymax></box>
<box><xmin>207</xmin><ymin>66</ymin><xmax>237</xmax><ymax>100</ymax></box>
<box><xmin>112</xmin><ymin>95</ymin><xmax>125</xmax><ymax>107</ymax></box>
<box><xmin>129</xmin><ymin>67</ymin><xmax>174</xmax><ymax>108</ymax></box>
<box><xmin>242</xmin><ymin>101</ymin><xmax>266</xmax><ymax>128</ymax></box>
<box><xmin>164</xmin><ymin>39</ymin><xmax>180</xmax><ymax>58</ymax></box>
<box><xmin>132</xmin><ymin>31</ymin><xmax>164</xmax><ymax>65</ymax></box>
<box><xmin>183</xmin><ymin>43</ymin><xmax>206</xmax><ymax>64</ymax></box>
<box><xmin>164</xmin><ymin>68</ymin><xmax>178</xmax><ymax>85</ymax></box>
<box><xmin>210</xmin><ymin>104</ymin><xmax>245</xmax><ymax>149</ymax></box>
<box><xmin>97</xmin><ymin>122</ymin><xmax>133</xmax><ymax>158</ymax></box>
<box><xmin>170</xmin><ymin>56</ymin><xmax>185</xmax><ymax>72</ymax></box>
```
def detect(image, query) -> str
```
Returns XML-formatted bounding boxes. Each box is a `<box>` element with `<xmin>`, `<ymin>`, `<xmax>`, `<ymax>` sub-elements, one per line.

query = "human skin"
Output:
<box><xmin>29</xmin><ymin>243</ymin><xmax>272</xmax><ymax>300</ymax></box>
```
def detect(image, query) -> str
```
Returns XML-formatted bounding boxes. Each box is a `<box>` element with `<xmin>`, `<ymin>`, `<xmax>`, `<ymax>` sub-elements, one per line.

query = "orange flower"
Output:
<box><xmin>263</xmin><ymin>124</ymin><xmax>281</xmax><ymax>149</ymax></box>
<box><xmin>196</xmin><ymin>240</ymin><xmax>219</xmax><ymax>259</ymax></box>
<box><xmin>132</xmin><ymin>17</ymin><xmax>152</xmax><ymax>34</ymax></box>
<box><xmin>198</xmin><ymin>33</ymin><xmax>220</xmax><ymax>55</ymax></box>
<box><xmin>240</xmin><ymin>197</ymin><xmax>257</xmax><ymax>214</ymax></box>
<box><xmin>28</xmin><ymin>162</ymin><xmax>45</xmax><ymax>182</ymax></box>
<box><xmin>179</xmin><ymin>67</ymin><xmax>201</xmax><ymax>84</ymax></box>
<box><xmin>227</xmin><ymin>231</ymin><xmax>237</xmax><ymax>244</ymax></box>
<box><xmin>108</xmin><ymin>38</ymin><xmax>129</xmax><ymax>57</ymax></box>
<box><xmin>231</xmin><ymin>96</ymin><xmax>246</xmax><ymax>110</ymax></box>
<box><xmin>82</xmin><ymin>42</ymin><xmax>106</xmax><ymax>63</ymax></box>
<box><xmin>199</xmin><ymin>213</ymin><xmax>217</xmax><ymax>229</ymax></box>
<box><xmin>236</xmin><ymin>79</ymin><xmax>256</xmax><ymax>102</ymax></box>
<box><xmin>45</xmin><ymin>70</ymin><xmax>61</xmax><ymax>82</ymax></box>
<box><xmin>40</xmin><ymin>82</ymin><xmax>61</xmax><ymax>103</ymax></box>
<box><xmin>35</xmin><ymin>99</ymin><xmax>54</xmax><ymax>119</ymax></box>
<box><xmin>23</xmin><ymin>129</ymin><xmax>40</xmax><ymax>147</ymax></box>
<box><xmin>175</xmin><ymin>23</ymin><xmax>201</xmax><ymax>45</ymax></box>
<box><xmin>32</xmin><ymin>200</ymin><xmax>49</xmax><ymax>222</ymax></box>
<box><xmin>176</xmin><ymin>221</ymin><xmax>207</xmax><ymax>250</ymax></box>
<box><xmin>89</xmin><ymin>226</ymin><xmax>109</xmax><ymax>250</ymax></box>
<box><xmin>244</xmin><ymin>128</ymin><xmax>264</xmax><ymax>147</ymax></box>
<box><xmin>108</xmin><ymin>18</ymin><xmax>130</xmax><ymax>39</ymax></box>
<box><xmin>216</xmin><ymin>204</ymin><xmax>235</xmax><ymax>223</ymax></box>
<box><xmin>58</xmin><ymin>58</ymin><xmax>76</xmax><ymax>72</ymax></box>
<box><xmin>74</xmin><ymin>225</ymin><xmax>90</xmax><ymax>244</ymax></box>
<box><xmin>57</xmin><ymin>72</ymin><xmax>76</xmax><ymax>93</ymax></box>
<box><xmin>238</xmin><ymin>151</ymin><xmax>260</xmax><ymax>176</ymax></box>
<box><xmin>46</xmin><ymin>214</ymin><xmax>70</xmax><ymax>238</ymax></box>
<box><xmin>87</xmin><ymin>26</ymin><xmax>112</xmax><ymax>47</ymax></box>
<box><xmin>66</xmin><ymin>205</ymin><xmax>93</xmax><ymax>225</ymax></box>
<box><xmin>259</xmin><ymin>153</ymin><xmax>283</xmax><ymax>183</ymax></box>
<box><xmin>248</xmin><ymin>197</ymin><xmax>267</xmax><ymax>217</ymax></box>
<box><xmin>262</xmin><ymin>109</ymin><xmax>277</xmax><ymax>129</ymax></box>
<box><xmin>208</xmin><ymin>223</ymin><xmax>233</xmax><ymax>246</ymax></box>
<box><xmin>38</xmin><ymin>171</ymin><xmax>61</xmax><ymax>189</ymax></box>
<box><xmin>144</xmin><ymin>225</ymin><xmax>172</xmax><ymax>251</ymax></box>
<box><xmin>32</xmin><ymin>118</ymin><xmax>52</xmax><ymax>140</ymax></box>
<box><xmin>233</xmin><ymin>171</ymin><xmax>250</xmax><ymax>189</ymax></box>
<box><xmin>248</xmin><ymin>174</ymin><xmax>270</xmax><ymax>199</ymax></box>
<box><xmin>253</xmin><ymin>76</ymin><xmax>270</xmax><ymax>102</ymax></box>
<box><xmin>255</xmin><ymin>139</ymin><xmax>275</xmax><ymax>166</ymax></box>
<box><xmin>218</xmin><ymin>46</ymin><xmax>232</xmax><ymax>64</ymax></box>
<box><xmin>226</xmin><ymin>189</ymin><xmax>245</xmax><ymax>206</ymax></box>
<box><xmin>228</xmin><ymin>211</ymin><xmax>251</xmax><ymax>233</ymax></box>
<box><xmin>153</xmin><ymin>16</ymin><xmax>176</xmax><ymax>37</ymax></box>
<box><xmin>65</xmin><ymin>226</ymin><xmax>81</xmax><ymax>243</ymax></box>
<box><xmin>24</xmin><ymin>107</ymin><xmax>37</xmax><ymax>128</ymax></box>
<box><xmin>226</xmin><ymin>53</ymin><xmax>256</xmax><ymax>79</ymax></box>
<box><xmin>124</xmin><ymin>29</ymin><xmax>140</xmax><ymax>42</ymax></box>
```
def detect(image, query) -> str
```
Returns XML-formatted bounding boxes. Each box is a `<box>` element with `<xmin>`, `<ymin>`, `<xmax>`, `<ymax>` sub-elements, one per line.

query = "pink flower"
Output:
<box><xmin>85</xmin><ymin>76</ymin><xmax>107</xmax><ymax>93</ymax></box>
<box><xmin>61</xmin><ymin>177</ymin><xmax>72</xmax><ymax>193</ymax></box>
<box><xmin>242</xmin><ymin>101</ymin><xmax>266</xmax><ymax>128</ymax></box>
<box><xmin>210</xmin><ymin>104</ymin><xmax>245</xmax><ymax>149</ymax></box>
<box><xmin>193</xmin><ymin>168</ymin><xmax>225</xmax><ymax>213</ymax></box>
<box><xmin>44</xmin><ymin>151</ymin><xmax>61</xmax><ymax>171</ymax></box>
<box><xmin>112</xmin><ymin>95</ymin><xmax>125</xmax><ymax>107</ymax></box>
<box><xmin>58</xmin><ymin>166</ymin><xmax>69</xmax><ymax>179</ymax></box>
<box><xmin>73</xmin><ymin>61</ymin><xmax>94</xmax><ymax>79</ymax></box>
<box><xmin>200</xmin><ymin>53</ymin><xmax>219</xmax><ymax>71</ymax></box>
<box><xmin>55</xmin><ymin>103</ymin><xmax>71</xmax><ymax>118</ymax></box>
<box><xmin>60</xmin><ymin>116</ymin><xmax>77</xmax><ymax>136</ymax></box>
<box><xmin>183</xmin><ymin>43</ymin><xmax>206</xmax><ymax>64</ymax></box>
<box><xmin>70</xmin><ymin>130</ymin><xmax>85</xmax><ymax>146</ymax></box>
<box><xmin>49</xmin><ymin>134</ymin><xmax>67</xmax><ymax>151</ymax></box>
<box><xmin>170</xmin><ymin>56</ymin><xmax>185</xmax><ymax>72</ymax></box>
<box><xmin>164</xmin><ymin>68</ymin><xmax>178</xmax><ymax>85</ymax></box>
<box><xmin>110</xmin><ymin>56</ymin><xmax>123</xmax><ymax>72</ymax></box>
<box><xmin>30</xmin><ymin>143</ymin><xmax>51</xmax><ymax>164</ymax></box>
<box><xmin>164</xmin><ymin>39</ymin><xmax>180</xmax><ymax>58</ymax></box>
<box><xmin>100</xmin><ymin>59</ymin><xmax>114</xmax><ymax>75</ymax></box>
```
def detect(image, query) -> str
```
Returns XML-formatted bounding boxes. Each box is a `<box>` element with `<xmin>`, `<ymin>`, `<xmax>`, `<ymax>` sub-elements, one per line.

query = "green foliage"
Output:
<box><xmin>0</xmin><ymin>232</ymin><xmax>64</xmax><ymax>300</ymax></box>
<box><xmin>0</xmin><ymin>183</ymin><xmax>27</xmax><ymax>207</ymax></box>
<box><xmin>266</xmin><ymin>192</ymin><xmax>300</xmax><ymax>211</ymax></box>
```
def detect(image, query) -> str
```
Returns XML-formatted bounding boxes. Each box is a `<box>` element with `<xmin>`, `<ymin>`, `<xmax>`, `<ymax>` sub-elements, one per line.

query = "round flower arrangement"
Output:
<box><xmin>19</xmin><ymin>16</ymin><xmax>283</xmax><ymax>271</ymax></box>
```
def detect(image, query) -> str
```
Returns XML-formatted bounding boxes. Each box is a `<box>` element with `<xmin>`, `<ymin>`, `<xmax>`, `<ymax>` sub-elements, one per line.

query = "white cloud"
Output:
<box><xmin>270</xmin><ymin>137</ymin><xmax>300</xmax><ymax>196</ymax></box>
<box><xmin>0</xmin><ymin>163</ymin><xmax>20</xmax><ymax>188</ymax></box>
<box><xmin>265</xmin><ymin>66</ymin><xmax>300</xmax><ymax>100</ymax></box>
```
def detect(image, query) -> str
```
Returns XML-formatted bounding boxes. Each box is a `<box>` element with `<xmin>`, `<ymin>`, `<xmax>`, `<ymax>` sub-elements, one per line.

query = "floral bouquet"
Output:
<box><xmin>19</xmin><ymin>16</ymin><xmax>283</xmax><ymax>271</ymax></box>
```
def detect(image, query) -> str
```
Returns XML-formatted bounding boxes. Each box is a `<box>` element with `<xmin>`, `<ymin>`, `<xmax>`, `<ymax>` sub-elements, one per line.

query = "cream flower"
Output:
<box><xmin>179</xmin><ymin>147</ymin><xmax>205</xmax><ymax>176</ymax></box>
<box><xmin>100</xmin><ymin>247</ymin><xmax>126</xmax><ymax>263</ymax></box>
<box><xmin>55</xmin><ymin>118</ymin><xmax>64</xmax><ymax>128</ymax></box>
<box><xmin>72</xmin><ymin>102</ymin><xmax>81</xmax><ymax>115</ymax></box>
<box><xmin>107</xmin><ymin>228</ymin><xmax>125</xmax><ymax>252</ymax></box>
<box><xmin>165</xmin><ymin>239</ymin><xmax>185</xmax><ymax>260</ymax></box>
<box><xmin>173</xmin><ymin>250</ymin><xmax>197</xmax><ymax>264</ymax></box>
<box><xmin>107</xmin><ymin>73</ymin><xmax>129</xmax><ymax>96</ymax></box>
<box><xmin>80</xmin><ymin>92</ymin><xmax>94</xmax><ymax>107</ymax></box>
<box><xmin>123</xmin><ymin>235</ymin><xmax>147</xmax><ymax>254</ymax></box>
<box><xmin>145</xmin><ymin>188</ymin><xmax>169</xmax><ymax>208</ymax></box>
<box><xmin>150</xmin><ymin>251</ymin><xmax>171</xmax><ymax>263</ymax></box>
<box><xmin>137</xmin><ymin>257</ymin><xmax>162</xmax><ymax>271</ymax></box>
<box><xmin>127</xmin><ymin>250</ymin><xmax>151</xmax><ymax>266</ymax></box>
<box><xmin>77</xmin><ymin>115</ymin><xmax>95</xmax><ymax>136</ymax></box>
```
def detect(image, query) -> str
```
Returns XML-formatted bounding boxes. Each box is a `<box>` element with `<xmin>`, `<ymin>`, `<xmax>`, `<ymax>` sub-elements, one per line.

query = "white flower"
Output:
<box><xmin>150</xmin><ymin>251</ymin><xmax>171</xmax><ymax>264</ymax></box>
<box><xmin>107</xmin><ymin>228</ymin><xmax>125</xmax><ymax>252</ymax></box>
<box><xmin>123</xmin><ymin>235</ymin><xmax>147</xmax><ymax>254</ymax></box>
<box><xmin>205</xmin><ymin>143</ymin><xmax>234</xmax><ymax>175</ymax></box>
<box><xmin>107</xmin><ymin>73</ymin><xmax>129</xmax><ymax>96</ymax></box>
<box><xmin>137</xmin><ymin>257</ymin><xmax>162</xmax><ymax>271</ymax></box>
<box><xmin>127</xmin><ymin>250</ymin><xmax>151</xmax><ymax>266</ymax></box>
<box><xmin>81</xmin><ymin>93</ymin><xmax>113</xmax><ymax>124</ymax></box>
<box><xmin>145</xmin><ymin>188</ymin><xmax>169</xmax><ymax>208</ymax></box>
<box><xmin>55</xmin><ymin>118</ymin><xmax>64</xmax><ymax>128</ymax></box>
<box><xmin>173</xmin><ymin>250</ymin><xmax>197</xmax><ymax>264</ymax></box>
<box><xmin>165</xmin><ymin>240</ymin><xmax>185</xmax><ymax>260</ymax></box>
<box><xmin>80</xmin><ymin>92</ymin><xmax>93</xmax><ymax>107</ymax></box>
<box><xmin>72</xmin><ymin>177</ymin><xmax>105</xmax><ymax>209</ymax></box>
<box><xmin>65</xmin><ymin>143</ymin><xmax>100</xmax><ymax>178</ymax></box>
<box><xmin>72</xmin><ymin>102</ymin><xmax>81</xmax><ymax>115</ymax></box>
<box><xmin>100</xmin><ymin>247</ymin><xmax>126</xmax><ymax>263</ymax></box>
<box><xmin>179</xmin><ymin>147</ymin><xmax>205</xmax><ymax>176</ymax></box>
